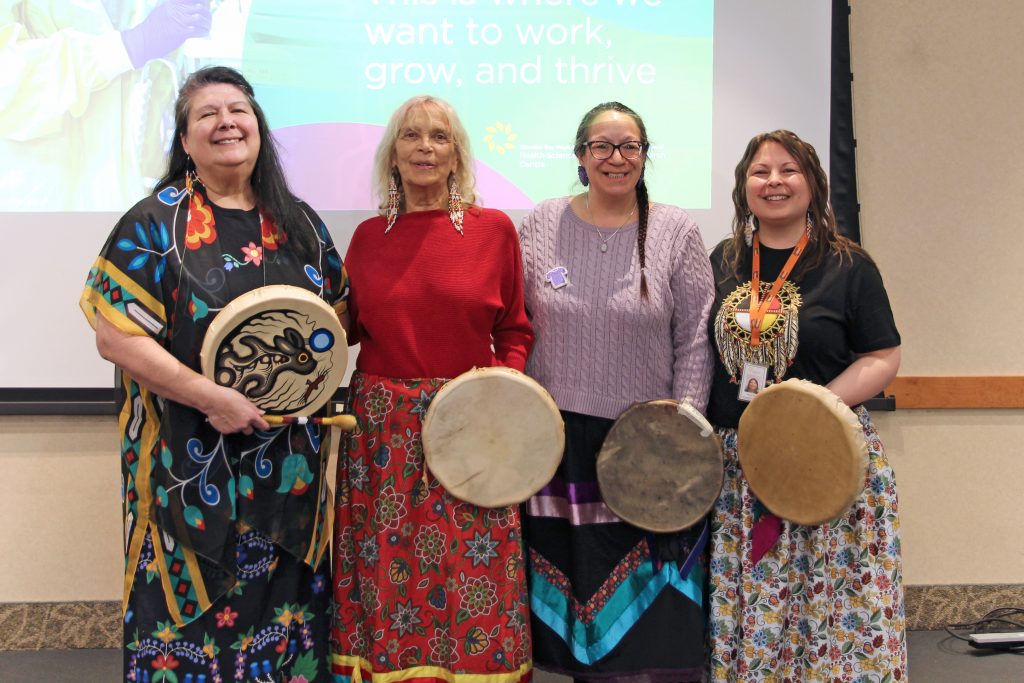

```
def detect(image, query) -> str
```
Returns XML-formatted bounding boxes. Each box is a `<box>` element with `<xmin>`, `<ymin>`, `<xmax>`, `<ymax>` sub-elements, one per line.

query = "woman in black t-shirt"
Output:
<box><xmin>705</xmin><ymin>130</ymin><xmax>907</xmax><ymax>681</ymax></box>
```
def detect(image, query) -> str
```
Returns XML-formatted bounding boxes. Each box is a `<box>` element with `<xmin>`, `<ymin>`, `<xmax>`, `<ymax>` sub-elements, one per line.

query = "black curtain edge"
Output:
<box><xmin>830</xmin><ymin>0</ymin><xmax>861</xmax><ymax>243</ymax></box>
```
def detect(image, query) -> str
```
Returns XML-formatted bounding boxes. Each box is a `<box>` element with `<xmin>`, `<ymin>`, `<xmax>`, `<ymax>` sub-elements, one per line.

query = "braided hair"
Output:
<box><xmin>574</xmin><ymin>102</ymin><xmax>652</xmax><ymax>300</ymax></box>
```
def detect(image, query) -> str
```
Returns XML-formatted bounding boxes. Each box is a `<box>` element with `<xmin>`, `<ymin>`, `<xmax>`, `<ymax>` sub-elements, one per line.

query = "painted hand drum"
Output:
<box><xmin>200</xmin><ymin>285</ymin><xmax>347</xmax><ymax>417</ymax></box>
<box><xmin>738</xmin><ymin>378</ymin><xmax>868</xmax><ymax>526</ymax></box>
<box><xmin>597</xmin><ymin>400</ymin><xmax>724</xmax><ymax>533</ymax></box>
<box><xmin>421</xmin><ymin>367</ymin><xmax>564</xmax><ymax>508</ymax></box>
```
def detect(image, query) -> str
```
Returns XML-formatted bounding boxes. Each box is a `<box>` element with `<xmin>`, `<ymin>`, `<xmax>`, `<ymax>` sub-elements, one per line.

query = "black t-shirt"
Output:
<box><xmin>707</xmin><ymin>239</ymin><xmax>901</xmax><ymax>428</ymax></box>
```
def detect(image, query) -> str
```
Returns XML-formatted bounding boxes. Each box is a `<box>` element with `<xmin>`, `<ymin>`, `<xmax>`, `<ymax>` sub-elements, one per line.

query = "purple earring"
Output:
<box><xmin>577</xmin><ymin>165</ymin><xmax>589</xmax><ymax>187</ymax></box>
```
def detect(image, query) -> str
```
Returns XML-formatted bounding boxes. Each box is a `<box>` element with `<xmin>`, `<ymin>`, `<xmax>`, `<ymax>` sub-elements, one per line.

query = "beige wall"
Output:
<box><xmin>851</xmin><ymin>0</ymin><xmax>1024</xmax><ymax>585</ymax></box>
<box><xmin>0</xmin><ymin>414</ymin><xmax>345</xmax><ymax>603</ymax></box>
<box><xmin>2</xmin><ymin>2</ymin><xmax>1023</xmax><ymax>603</ymax></box>
<box><xmin>873</xmin><ymin>411</ymin><xmax>1024</xmax><ymax>585</ymax></box>
<box><xmin>851</xmin><ymin>0</ymin><xmax>1024</xmax><ymax>376</ymax></box>
<box><xmin>0</xmin><ymin>416</ymin><xmax>122</xmax><ymax>601</ymax></box>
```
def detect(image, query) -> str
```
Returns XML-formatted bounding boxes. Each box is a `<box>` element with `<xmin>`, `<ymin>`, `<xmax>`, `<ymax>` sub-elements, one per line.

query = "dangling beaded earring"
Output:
<box><xmin>743</xmin><ymin>213</ymin><xmax>757</xmax><ymax>247</ymax></box>
<box><xmin>448</xmin><ymin>175</ymin><xmax>464</xmax><ymax>235</ymax></box>
<box><xmin>184</xmin><ymin>154</ymin><xmax>199</xmax><ymax>196</ymax></box>
<box><xmin>385</xmin><ymin>169</ymin><xmax>400</xmax><ymax>234</ymax></box>
<box><xmin>184</xmin><ymin>155</ymin><xmax>201</xmax><ymax>227</ymax></box>
<box><xmin>578</xmin><ymin>165</ymin><xmax>589</xmax><ymax>187</ymax></box>
<box><xmin>805</xmin><ymin>210</ymin><xmax>814</xmax><ymax>238</ymax></box>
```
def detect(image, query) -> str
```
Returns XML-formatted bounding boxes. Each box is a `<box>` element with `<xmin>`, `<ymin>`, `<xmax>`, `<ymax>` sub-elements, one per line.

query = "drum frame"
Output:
<box><xmin>737</xmin><ymin>379</ymin><xmax>868</xmax><ymax>526</ymax></box>
<box><xmin>597</xmin><ymin>399</ymin><xmax>724</xmax><ymax>533</ymax></box>
<box><xmin>421</xmin><ymin>367</ymin><xmax>564</xmax><ymax>508</ymax></box>
<box><xmin>199</xmin><ymin>284</ymin><xmax>347</xmax><ymax>418</ymax></box>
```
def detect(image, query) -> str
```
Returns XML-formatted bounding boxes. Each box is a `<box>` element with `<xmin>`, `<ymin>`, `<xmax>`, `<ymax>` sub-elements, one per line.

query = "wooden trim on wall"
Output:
<box><xmin>886</xmin><ymin>376</ymin><xmax>1024</xmax><ymax>409</ymax></box>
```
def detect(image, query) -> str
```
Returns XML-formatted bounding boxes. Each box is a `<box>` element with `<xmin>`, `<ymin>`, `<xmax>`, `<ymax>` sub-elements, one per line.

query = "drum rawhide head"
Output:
<box><xmin>597</xmin><ymin>399</ymin><xmax>724</xmax><ymax>533</ymax></box>
<box><xmin>421</xmin><ymin>367</ymin><xmax>564</xmax><ymax>508</ymax></box>
<box><xmin>738</xmin><ymin>378</ymin><xmax>868</xmax><ymax>526</ymax></box>
<box><xmin>200</xmin><ymin>285</ymin><xmax>347</xmax><ymax>417</ymax></box>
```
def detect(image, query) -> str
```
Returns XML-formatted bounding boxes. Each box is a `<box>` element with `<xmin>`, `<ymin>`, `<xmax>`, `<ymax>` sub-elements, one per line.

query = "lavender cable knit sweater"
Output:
<box><xmin>520</xmin><ymin>196</ymin><xmax>715</xmax><ymax>420</ymax></box>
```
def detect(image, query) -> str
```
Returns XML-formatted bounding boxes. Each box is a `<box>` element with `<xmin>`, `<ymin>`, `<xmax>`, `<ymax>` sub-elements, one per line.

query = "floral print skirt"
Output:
<box><xmin>708</xmin><ymin>408</ymin><xmax>907</xmax><ymax>682</ymax></box>
<box><xmin>125</xmin><ymin>528</ymin><xmax>330</xmax><ymax>683</ymax></box>
<box><xmin>330</xmin><ymin>372</ymin><xmax>532</xmax><ymax>683</ymax></box>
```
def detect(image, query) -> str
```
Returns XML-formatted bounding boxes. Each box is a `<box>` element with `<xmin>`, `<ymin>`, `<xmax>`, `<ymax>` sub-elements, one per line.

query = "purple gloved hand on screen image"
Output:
<box><xmin>120</xmin><ymin>0</ymin><xmax>212</xmax><ymax>69</ymax></box>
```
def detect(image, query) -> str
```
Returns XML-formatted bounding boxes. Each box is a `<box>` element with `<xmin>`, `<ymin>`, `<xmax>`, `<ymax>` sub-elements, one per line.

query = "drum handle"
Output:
<box><xmin>264</xmin><ymin>415</ymin><xmax>357</xmax><ymax>430</ymax></box>
<box><xmin>677</xmin><ymin>399</ymin><xmax>714</xmax><ymax>437</ymax></box>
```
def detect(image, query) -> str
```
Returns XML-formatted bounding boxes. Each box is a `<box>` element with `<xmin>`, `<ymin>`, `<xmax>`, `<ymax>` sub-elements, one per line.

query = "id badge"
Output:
<box><xmin>738</xmin><ymin>363</ymin><xmax>768</xmax><ymax>402</ymax></box>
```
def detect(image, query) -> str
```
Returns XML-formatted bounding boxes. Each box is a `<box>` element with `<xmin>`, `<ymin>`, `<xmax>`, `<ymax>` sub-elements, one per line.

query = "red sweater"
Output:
<box><xmin>346</xmin><ymin>207</ymin><xmax>534</xmax><ymax>379</ymax></box>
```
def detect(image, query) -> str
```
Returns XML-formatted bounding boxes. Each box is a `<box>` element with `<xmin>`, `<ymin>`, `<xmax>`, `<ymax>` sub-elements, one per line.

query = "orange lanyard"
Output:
<box><xmin>749</xmin><ymin>231</ymin><xmax>810</xmax><ymax>346</ymax></box>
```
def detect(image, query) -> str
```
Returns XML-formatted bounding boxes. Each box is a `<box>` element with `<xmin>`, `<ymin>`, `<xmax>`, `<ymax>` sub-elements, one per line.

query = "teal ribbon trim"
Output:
<box><xmin>529</xmin><ymin>560</ymin><xmax>704</xmax><ymax>665</ymax></box>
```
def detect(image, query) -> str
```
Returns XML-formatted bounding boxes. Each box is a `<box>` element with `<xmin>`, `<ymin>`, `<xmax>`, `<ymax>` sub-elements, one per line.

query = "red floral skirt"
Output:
<box><xmin>331</xmin><ymin>372</ymin><xmax>532</xmax><ymax>683</ymax></box>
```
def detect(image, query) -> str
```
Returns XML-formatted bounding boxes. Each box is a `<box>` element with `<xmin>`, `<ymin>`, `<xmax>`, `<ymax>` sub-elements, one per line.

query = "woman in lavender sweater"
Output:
<box><xmin>519</xmin><ymin>102</ymin><xmax>715</xmax><ymax>683</ymax></box>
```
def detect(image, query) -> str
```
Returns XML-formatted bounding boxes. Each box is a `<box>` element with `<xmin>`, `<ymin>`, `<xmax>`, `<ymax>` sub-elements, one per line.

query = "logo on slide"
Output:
<box><xmin>483</xmin><ymin>121</ymin><xmax>518</xmax><ymax>155</ymax></box>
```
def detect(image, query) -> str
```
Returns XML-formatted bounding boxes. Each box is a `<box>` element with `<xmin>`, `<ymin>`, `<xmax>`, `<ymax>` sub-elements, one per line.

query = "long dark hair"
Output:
<box><xmin>574</xmin><ymin>102</ymin><xmax>652</xmax><ymax>299</ymax></box>
<box><xmin>723</xmin><ymin>129</ymin><xmax>870</xmax><ymax>280</ymax></box>
<box><xmin>155</xmin><ymin>66</ymin><xmax>315</xmax><ymax>259</ymax></box>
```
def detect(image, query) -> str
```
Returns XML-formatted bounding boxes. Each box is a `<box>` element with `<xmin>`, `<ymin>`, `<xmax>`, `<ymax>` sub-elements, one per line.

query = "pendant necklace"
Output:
<box><xmin>586</xmin><ymin>193</ymin><xmax>636</xmax><ymax>252</ymax></box>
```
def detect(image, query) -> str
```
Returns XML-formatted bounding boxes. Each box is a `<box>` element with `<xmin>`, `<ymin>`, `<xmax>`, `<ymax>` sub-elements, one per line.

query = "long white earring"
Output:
<box><xmin>743</xmin><ymin>213</ymin><xmax>757</xmax><ymax>247</ymax></box>
<box><xmin>448</xmin><ymin>175</ymin><xmax>464</xmax><ymax>235</ymax></box>
<box><xmin>385</xmin><ymin>171</ymin><xmax>400</xmax><ymax>233</ymax></box>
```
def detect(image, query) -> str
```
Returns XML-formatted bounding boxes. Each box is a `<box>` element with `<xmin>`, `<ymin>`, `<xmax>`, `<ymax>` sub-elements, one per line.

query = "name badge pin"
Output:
<box><xmin>545</xmin><ymin>266</ymin><xmax>569</xmax><ymax>290</ymax></box>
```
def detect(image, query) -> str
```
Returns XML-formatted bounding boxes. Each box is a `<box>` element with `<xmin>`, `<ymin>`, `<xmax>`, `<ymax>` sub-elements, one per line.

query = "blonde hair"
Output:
<box><xmin>371</xmin><ymin>95</ymin><xmax>478</xmax><ymax>213</ymax></box>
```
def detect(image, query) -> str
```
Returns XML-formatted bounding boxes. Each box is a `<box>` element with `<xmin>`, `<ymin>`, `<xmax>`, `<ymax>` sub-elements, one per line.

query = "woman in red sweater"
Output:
<box><xmin>330</xmin><ymin>96</ymin><xmax>535</xmax><ymax>683</ymax></box>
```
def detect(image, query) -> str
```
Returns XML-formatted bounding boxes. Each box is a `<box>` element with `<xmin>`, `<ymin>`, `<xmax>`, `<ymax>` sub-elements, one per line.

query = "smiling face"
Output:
<box><xmin>578</xmin><ymin>110</ymin><xmax>645</xmax><ymax>201</ymax></box>
<box><xmin>180</xmin><ymin>83</ymin><xmax>260</xmax><ymax>184</ymax></box>
<box><xmin>744</xmin><ymin>141</ymin><xmax>811</xmax><ymax>236</ymax></box>
<box><xmin>391</xmin><ymin>104</ymin><xmax>458</xmax><ymax>198</ymax></box>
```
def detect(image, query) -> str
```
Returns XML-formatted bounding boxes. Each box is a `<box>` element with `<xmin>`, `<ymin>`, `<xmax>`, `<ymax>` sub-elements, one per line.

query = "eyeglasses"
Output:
<box><xmin>584</xmin><ymin>140</ymin><xmax>645</xmax><ymax>160</ymax></box>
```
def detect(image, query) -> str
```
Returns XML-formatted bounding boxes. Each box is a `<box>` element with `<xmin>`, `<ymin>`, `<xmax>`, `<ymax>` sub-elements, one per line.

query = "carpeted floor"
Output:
<box><xmin>1</xmin><ymin>632</ymin><xmax>1022</xmax><ymax>682</ymax></box>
